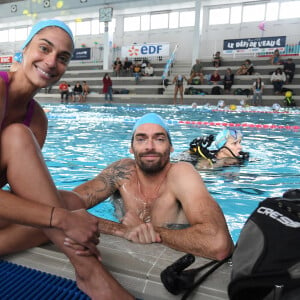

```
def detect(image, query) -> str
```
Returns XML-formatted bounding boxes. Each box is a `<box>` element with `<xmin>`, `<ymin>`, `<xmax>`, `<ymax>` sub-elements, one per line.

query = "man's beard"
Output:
<box><xmin>136</xmin><ymin>152</ymin><xmax>169</xmax><ymax>174</ymax></box>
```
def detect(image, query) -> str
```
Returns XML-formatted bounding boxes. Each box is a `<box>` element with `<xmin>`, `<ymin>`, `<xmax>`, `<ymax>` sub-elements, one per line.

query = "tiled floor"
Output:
<box><xmin>3</xmin><ymin>234</ymin><xmax>231</xmax><ymax>300</ymax></box>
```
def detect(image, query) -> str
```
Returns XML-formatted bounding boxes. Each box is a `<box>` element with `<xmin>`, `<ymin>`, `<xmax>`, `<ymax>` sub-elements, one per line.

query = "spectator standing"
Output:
<box><xmin>59</xmin><ymin>81</ymin><xmax>69</xmax><ymax>103</ymax></box>
<box><xmin>270</xmin><ymin>49</ymin><xmax>282</xmax><ymax>65</ymax></box>
<box><xmin>208</xmin><ymin>69</ymin><xmax>222</xmax><ymax>85</ymax></box>
<box><xmin>102</xmin><ymin>73</ymin><xmax>113</xmax><ymax>103</ymax></box>
<box><xmin>123</xmin><ymin>57</ymin><xmax>133</xmax><ymax>75</ymax></box>
<box><xmin>212</xmin><ymin>51</ymin><xmax>222</xmax><ymax>67</ymax></box>
<box><xmin>270</xmin><ymin>68</ymin><xmax>286</xmax><ymax>95</ymax></box>
<box><xmin>283</xmin><ymin>58</ymin><xmax>296</xmax><ymax>84</ymax></box>
<box><xmin>73</xmin><ymin>81</ymin><xmax>83</xmax><ymax>102</ymax></box>
<box><xmin>252</xmin><ymin>77</ymin><xmax>264</xmax><ymax>106</ymax></box>
<box><xmin>223</xmin><ymin>68</ymin><xmax>234</xmax><ymax>94</ymax></box>
<box><xmin>143</xmin><ymin>63</ymin><xmax>154</xmax><ymax>76</ymax></box>
<box><xmin>113</xmin><ymin>57</ymin><xmax>122</xmax><ymax>77</ymax></box>
<box><xmin>82</xmin><ymin>81</ymin><xmax>90</xmax><ymax>102</ymax></box>
<box><xmin>188</xmin><ymin>59</ymin><xmax>204</xmax><ymax>84</ymax></box>
<box><xmin>173</xmin><ymin>74</ymin><xmax>187</xmax><ymax>105</ymax></box>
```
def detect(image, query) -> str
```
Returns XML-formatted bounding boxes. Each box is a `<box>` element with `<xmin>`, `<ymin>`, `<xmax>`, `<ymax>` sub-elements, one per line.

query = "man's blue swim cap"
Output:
<box><xmin>22</xmin><ymin>19</ymin><xmax>74</xmax><ymax>50</ymax></box>
<box><xmin>215</xmin><ymin>128</ymin><xmax>242</xmax><ymax>149</ymax></box>
<box><xmin>132</xmin><ymin>113</ymin><xmax>172</xmax><ymax>144</ymax></box>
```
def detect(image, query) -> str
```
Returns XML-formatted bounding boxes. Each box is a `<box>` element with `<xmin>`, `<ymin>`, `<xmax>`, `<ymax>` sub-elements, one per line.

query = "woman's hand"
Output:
<box><xmin>56</xmin><ymin>208</ymin><xmax>101</xmax><ymax>260</ymax></box>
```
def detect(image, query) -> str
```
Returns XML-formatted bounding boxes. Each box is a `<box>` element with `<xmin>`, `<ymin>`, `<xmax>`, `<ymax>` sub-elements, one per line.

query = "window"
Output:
<box><xmin>14</xmin><ymin>27</ymin><xmax>28</xmax><ymax>41</ymax></box>
<box><xmin>209</xmin><ymin>8</ymin><xmax>230</xmax><ymax>25</ymax></box>
<box><xmin>266</xmin><ymin>3</ymin><xmax>279</xmax><ymax>21</ymax></box>
<box><xmin>242</xmin><ymin>4</ymin><xmax>265</xmax><ymax>23</ymax></box>
<box><xmin>150</xmin><ymin>13</ymin><xmax>168</xmax><ymax>30</ymax></box>
<box><xmin>0</xmin><ymin>29</ymin><xmax>9</xmax><ymax>42</ymax></box>
<box><xmin>67</xmin><ymin>22</ymin><xmax>76</xmax><ymax>37</ymax></box>
<box><xmin>141</xmin><ymin>15</ymin><xmax>150</xmax><ymax>31</ymax></box>
<box><xmin>230</xmin><ymin>6</ymin><xmax>242</xmax><ymax>24</ymax></box>
<box><xmin>169</xmin><ymin>12</ymin><xmax>179</xmax><ymax>28</ymax></box>
<box><xmin>179</xmin><ymin>11</ymin><xmax>195</xmax><ymax>27</ymax></box>
<box><xmin>8</xmin><ymin>28</ymin><xmax>15</xmax><ymax>42</ymax></box>
<box><xmin>91</xmin><ymin>19</ymin><xmax>100</xmax><ymax>35</ymax></box>
<box><xmin>76</xmin><ymin>20</ymin><xmax>91</xmax><ymax>35</ymax></box>
<box><xmin>280</xmin><ymin>1</ymin><xmax>300</xmax><ymax>19</ymax></box>
<box><xmin>124</xmin><ymin>16</ymin><xmax>140</xmax><ymax>32</ymax></box>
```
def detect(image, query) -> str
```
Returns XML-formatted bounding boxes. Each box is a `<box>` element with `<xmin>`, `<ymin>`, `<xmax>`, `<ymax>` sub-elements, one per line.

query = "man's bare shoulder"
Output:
<box><xmin>171</xmin><ymin>161</ymin><xmax>198</xmax><ymax>172</ymax></box>
<box><xmin>170</xmin><ymin>161</ymin><xmax>200</xmax><ymax>179</ymax></box>
<box><xmin>98</xmin><ymin>158</ymin><xmax>136</xmax><ymax>184</ymax></box>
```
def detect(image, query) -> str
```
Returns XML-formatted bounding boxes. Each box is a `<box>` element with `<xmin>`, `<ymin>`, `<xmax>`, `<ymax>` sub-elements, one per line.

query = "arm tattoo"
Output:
<box><xmin>86</xmin><ymin>160</ymin><xmax>135</xmax><ymax>207</ymax></box>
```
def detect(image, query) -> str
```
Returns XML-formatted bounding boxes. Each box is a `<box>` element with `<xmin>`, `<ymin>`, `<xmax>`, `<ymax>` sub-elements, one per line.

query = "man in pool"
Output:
<box><xmin>73</xmin><ymin>113</ymin><xmax>234</xmax><ymax>260</ymax></box>
<box><xmin>183</xmin><ymin>128</ymin><xmax>249</xmax><ymax>170</ymax></box>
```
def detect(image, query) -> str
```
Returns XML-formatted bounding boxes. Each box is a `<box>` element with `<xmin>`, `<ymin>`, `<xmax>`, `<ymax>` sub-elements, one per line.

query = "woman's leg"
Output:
<box><xmin>179</xmin><ymin>86</ymin><xmax>184</xmax><ymax>104</ymax></box>
<box><xmin>0</xmin><ymin>124</ymin><xmax>133</xmax><ymax>299</ymax></box>
<box><xmin>173</xmin><ymin>86</ymin><xmax>178</xmax><ymax>104</ymax></box>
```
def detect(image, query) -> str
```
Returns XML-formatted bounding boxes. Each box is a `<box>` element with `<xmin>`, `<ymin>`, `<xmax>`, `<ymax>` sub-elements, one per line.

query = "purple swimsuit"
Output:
<box><xmin>0</xmin><ymin>71</ymin><xmax>36</xmax><ymax>128</ymax></box>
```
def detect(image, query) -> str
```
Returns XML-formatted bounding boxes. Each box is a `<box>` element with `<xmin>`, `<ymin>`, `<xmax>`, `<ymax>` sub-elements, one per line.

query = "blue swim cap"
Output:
<box><xmin>132</xmin><ymin>113</ymin><xmax>172</xmax><ymax>144</ymax></box>
<box><xmin>13</xmin><ymin>52</ymin><xmax>23</xmax><ymax>63</ymax></box>
<box><xmin>22</xmin><ymin>19</ymin><xmax>74</xmax><ymax>50</ymax></box>
<box><xmin>215</xmin><ymin>128</ymin><xmax>242</xmax><ymax>149</ymax></box>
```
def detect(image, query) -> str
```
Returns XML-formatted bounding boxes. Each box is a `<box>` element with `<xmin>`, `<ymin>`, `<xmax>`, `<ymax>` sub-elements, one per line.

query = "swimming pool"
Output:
<box><xmin>43</xmin><ymin>103</ymin><xmax>300</xmax><ymax>243</ymax></box>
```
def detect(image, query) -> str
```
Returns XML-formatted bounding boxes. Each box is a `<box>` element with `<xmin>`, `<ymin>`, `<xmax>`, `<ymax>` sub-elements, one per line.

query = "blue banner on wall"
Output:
<box><xmin>223</xmin><ymin>36</ymin><xmax>286</xmax><ymax>51</ymax></box>
<box><xmin>72</xmin><ymin>48</ymin><xmax>91</xmax><ymax>60</ymax></box>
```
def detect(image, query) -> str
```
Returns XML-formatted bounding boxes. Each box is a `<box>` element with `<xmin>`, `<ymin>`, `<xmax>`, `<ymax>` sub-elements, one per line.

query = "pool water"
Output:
<box><xmin>43</xmin><ymin>103</ymin><xmax>300</xmax><ymax>244</ymax></box>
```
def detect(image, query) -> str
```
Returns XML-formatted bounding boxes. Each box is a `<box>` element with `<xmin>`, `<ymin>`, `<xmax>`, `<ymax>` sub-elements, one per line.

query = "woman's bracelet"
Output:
<box><xmin>49</xmin><ymin>207</ymin><xmax>55</xmax><ymax>228</ymax></box>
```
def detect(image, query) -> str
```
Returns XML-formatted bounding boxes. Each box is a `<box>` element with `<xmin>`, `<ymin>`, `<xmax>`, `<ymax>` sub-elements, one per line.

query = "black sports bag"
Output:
<box><xmin>228</xmin><ymin>189</ymin><xmax>300</xmax><ymax>300</ymax></box>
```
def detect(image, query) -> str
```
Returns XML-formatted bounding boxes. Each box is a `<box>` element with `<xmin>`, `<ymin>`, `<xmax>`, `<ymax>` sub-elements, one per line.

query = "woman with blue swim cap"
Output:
<box><xmin>0</xmin><ymin>20</ymin><xmax>133</xmax><ymax>299</ymax></box>
<box><xmin>178</xmin><ymin>128</ymin><xmax>249</xmax><ymax>169</ymax></box>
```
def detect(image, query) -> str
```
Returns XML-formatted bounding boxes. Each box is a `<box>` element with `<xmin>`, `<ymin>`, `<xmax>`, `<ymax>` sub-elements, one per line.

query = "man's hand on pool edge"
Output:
<box><xmin>115</xmin><ymin>222</ymin><xmax>161</xmax><ymax>244</ymax></box>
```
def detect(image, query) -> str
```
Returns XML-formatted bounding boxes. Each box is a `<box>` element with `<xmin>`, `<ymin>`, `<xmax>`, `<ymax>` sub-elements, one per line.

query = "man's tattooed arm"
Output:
<box><xmin>74</xmin><ymin>158</ymin><xmax>135</xmax><ymax>208</ymax></box>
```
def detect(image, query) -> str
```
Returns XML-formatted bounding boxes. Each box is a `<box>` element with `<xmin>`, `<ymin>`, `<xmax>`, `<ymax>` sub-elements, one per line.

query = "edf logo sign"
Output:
<box><xmin>141</xmin><ymin>45</ymin><xmax>163</xmax><ymax>55</ymax></box>
<box><xmin>122</xmin><ymin>44</ymin><xmax>170</xmax><ymax>58</ymax></box>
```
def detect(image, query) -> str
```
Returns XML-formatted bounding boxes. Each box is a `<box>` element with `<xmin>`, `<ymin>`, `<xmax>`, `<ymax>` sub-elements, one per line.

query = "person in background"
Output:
<box><xmin>245</xmin><ymin>59</ymin><xmax>254</xmax><ymax>75</ymax></box>
<box><xmin>212</xmin><ymin>51</ymin><xmax>222</xmax><ymax>67</ymax></box>
<box><xmin>68</xmin><ymin>84</ymin><xmax>73</xmax><ymax>103</ymax></box>
<box><xmin>0</xmin><ymin>19</ymin><xmax>132</xmax><ymax>299</ymax></box>
<box><xmin>73</xmin><ymin>113</ymin><xmax>234</xmax><ymax>260</ymax></box>
<box><xmin>270</xmin><ymin>49</ymin><xmax>282</xmax><ymax>65</ymax></box>
<box><xmin>73</xmin><ymin>81</ymin><xmax>83</xmax><ymax>102</ymax></box>
<box><xmin>223</xmin><ymin>68</ymin><xmax>234</xmax><ymax>94</ymax></box>
<box><xmin>283</xmin><ymin>58</ymin><xmax>296</xmax><ymax>84</ymax></box>
<box><xmin>82</xmin><ymin>81</ymin><xmax>90</xmax><ymax>102</ymax></box>
<box><xmin>173</xmin><ymin>74</ymin><xmax>188</xmax><ymax>105</ymax></box>
<box><xmin>251</xmin><ymin>77</ymin><xmax>264</xmax><ymax>106</ymax></box>
<box><xmin>236</xmin><ymin>63</ymin><xmax>248</xmax><ymax>75</ymax></box>
<box><xmin>44</xmin><ymin>85</ymin><xmax>52</xmax><ymax>94</ymax></box>
<box><xmin>143</xmin><ymin>63</ymin><xmax>154</xmax><ymax>76</ymax></box>
<box><xmin>133</xmin><ymin>62</ymin><xmax>142</xmax><ymax>83</ymax></box>
<box><xmin>59</xmin><ymin>80</ymin><xmax>69</xmax><ymax>103</ymax></box>
<box><xmin>123</xmin><ymin>57</ymin><xmax>133</xmax><ymax>75</ymax></box>
<box><xmin>177</xmin><ymin>128</ymin><xmax>249</xmax><ymax>170</ymax></box>
<box><xmin>113</xmin><ymin>57</ymin><xmax>122</xmax><ymax>77</ymax></box>
<box><xmin>188</xmin><ymin>59</ymin><xmax>204</xmax><ymax>84</ymax></box>
<box><xmin>270</xmin><ymin>68</ymin><xmax>286</xmax><ymax>95</ymax></box>
<box><xmin>102</xmin><ymin>73</ymin><xmax>113</xmax><ymax>103</ymax></box>
<box><xmin>208</xmin><ymin>69</ymin><xmax>222</xmax><ymax>85</ymax></box>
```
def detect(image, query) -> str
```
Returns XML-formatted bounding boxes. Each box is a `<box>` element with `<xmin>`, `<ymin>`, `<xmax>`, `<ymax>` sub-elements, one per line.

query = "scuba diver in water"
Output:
<box><xmin>176</xmin><ymin>128</ymin><xmax>249</xmax><ymax>169</ymax></box>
